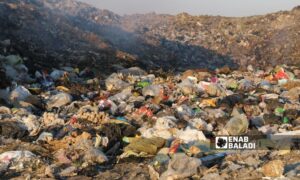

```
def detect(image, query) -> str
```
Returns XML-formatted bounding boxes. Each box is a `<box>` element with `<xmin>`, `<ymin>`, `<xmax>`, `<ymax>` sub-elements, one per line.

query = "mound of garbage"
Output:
<box><xmin>1</xmin><ymin>53</ymin><xmax>300</xmax><ymax>179</ymax></box>
<box><xmin>0</xmin><ymin>0</ymin><xmax>300</xmax><ymax>72</ymax></box>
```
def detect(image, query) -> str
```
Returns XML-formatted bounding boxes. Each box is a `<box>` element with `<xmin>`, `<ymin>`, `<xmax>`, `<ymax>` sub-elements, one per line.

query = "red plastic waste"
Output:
<box><xmin>274</xmin><ymin>68</ymin><xmax>289</xmax><ymax>80</ymax></box>
<box><xmin>137</xmin><ymin>106</ymin><xmax>153</xmax><ymax>117</ymax></box>
<box><xmin>169</xmin><ymin>139</ymin><xmax>181</xmax><ymax>154</ymax></box>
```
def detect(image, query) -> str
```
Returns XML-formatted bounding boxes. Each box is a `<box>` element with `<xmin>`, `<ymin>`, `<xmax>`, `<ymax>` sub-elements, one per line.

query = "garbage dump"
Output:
<box><xmin>1</xmin><ymin>53</ymin><xmax>300</xmax><ymax>179</ymax></box>
<box><xmin>1</xmin><ymin>0</ymin><xmax>300</xmax><ymax>179</ymax></box>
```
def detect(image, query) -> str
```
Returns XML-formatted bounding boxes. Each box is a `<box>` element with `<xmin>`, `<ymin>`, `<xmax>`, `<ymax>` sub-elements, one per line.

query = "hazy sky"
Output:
<box><xmin>79</xmin><ymin>0</ymin><xmax>300</xmax><ymax>17</ymax></box>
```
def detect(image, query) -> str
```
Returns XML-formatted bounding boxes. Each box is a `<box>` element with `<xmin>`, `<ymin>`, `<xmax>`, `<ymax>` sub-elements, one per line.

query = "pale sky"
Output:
<box><xmin>79</xmin><ymin>0</ymin><xmax>300</xmax><ymax>17</ymax></box>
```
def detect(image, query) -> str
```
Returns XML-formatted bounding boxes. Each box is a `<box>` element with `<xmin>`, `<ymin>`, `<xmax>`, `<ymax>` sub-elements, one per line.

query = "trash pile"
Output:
<box><xmin>1</xmin><ymin>0</ymin><xmax>300</xmax><ymax>74</ymax></box>
<box><xmin>1</xmin><ymin>1</ymin><xmax>300</xmax><ymax>179</ymax></box>
<box><xmin>122</xmin><ymin>7</ymin><xmax>300</xmax><ymax>68</ymax></box>
<box><xmin>1</xmin><ymin>53</ymin><xmax>300</xmax><ymax>179</ymax></box>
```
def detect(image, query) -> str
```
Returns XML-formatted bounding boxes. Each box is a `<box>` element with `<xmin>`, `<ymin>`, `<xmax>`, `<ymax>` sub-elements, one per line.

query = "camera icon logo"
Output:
<box><xmin>215</xmin><ymin>136</ymin><xmax>228</xmax><ymax>149</ymax></box>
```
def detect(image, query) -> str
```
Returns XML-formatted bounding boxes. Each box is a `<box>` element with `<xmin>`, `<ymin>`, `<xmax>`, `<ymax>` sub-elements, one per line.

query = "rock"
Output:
<box><xmin>47</xmin><ymin>92</ymin><xmax>72</xmax><ymax>109</ymax></box>
<box><xmin>261</xmin><ymin>160</ymin><xmax>284</xmax><ymax>177</ymax></box>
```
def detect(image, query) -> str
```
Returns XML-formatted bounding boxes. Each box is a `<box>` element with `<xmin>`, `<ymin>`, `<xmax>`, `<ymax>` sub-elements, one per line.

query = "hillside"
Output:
<box><xmin>0</xmin><ymin>0</ymin><xmax>299</xmax><ymax>72</ymax></box>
